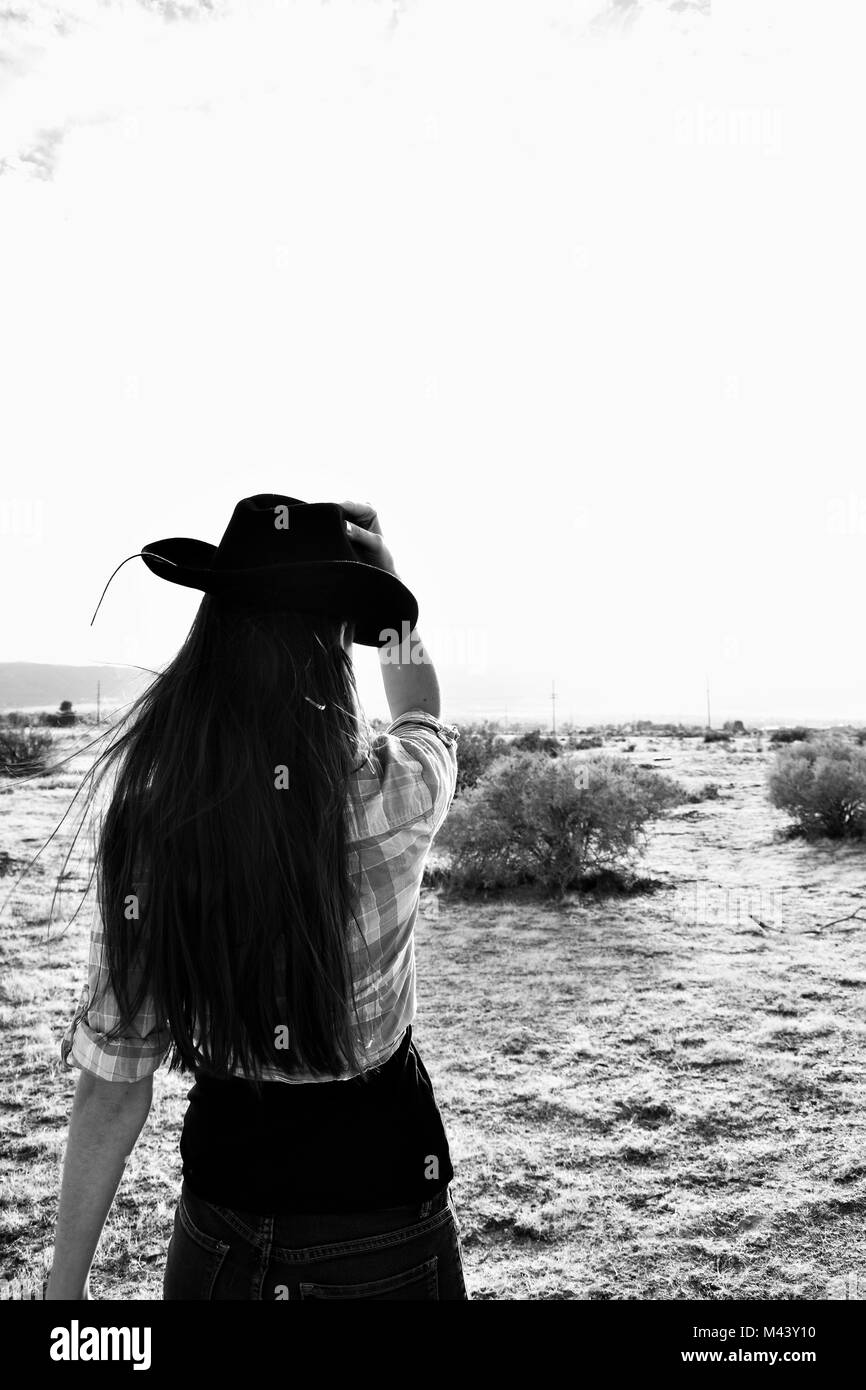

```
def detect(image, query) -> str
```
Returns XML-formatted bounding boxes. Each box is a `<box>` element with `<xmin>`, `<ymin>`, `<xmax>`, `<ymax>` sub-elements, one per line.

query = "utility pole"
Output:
<box><xmin>551</xmin><ymin>679</ymin><xmax>557</xmax><ymax>736</ymax></box>
<box><xmin>96</xmin><ymin>680</ymin><xmax>101</xmax><ymax>727</ymax></box>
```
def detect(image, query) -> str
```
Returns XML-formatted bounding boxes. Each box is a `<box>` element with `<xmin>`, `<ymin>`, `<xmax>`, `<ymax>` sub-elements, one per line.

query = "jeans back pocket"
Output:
<box><xmin>163</xmin><ymin>1192</ymin><xmax>231</xmax><ymax>1301</ymax></box>
<box><xmin>299</xmin><ymin>1256</ymin><xmax>438</xmax><ymax>1301</ymax></box>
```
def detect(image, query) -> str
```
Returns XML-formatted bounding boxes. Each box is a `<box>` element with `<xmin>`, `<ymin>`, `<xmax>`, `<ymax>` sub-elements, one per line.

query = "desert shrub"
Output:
<box><xmin>704</xmin><ymin>729</ymin><xmax>731</xmax><ymax>744</ymax></box>
<box><xmin>56</xmin><ymin>700</ymin><xmax>76</xmax><ymax>726</ymax></box>
<box><xmin>42</xmin><ymin>711</ymin><xmax>76</xmax><ymax>728</ymax></box>
<box><xmin>453</xmin><ymin>722</ymin><xmax>503</xmax><ymax>795</ymax></box>
<box><xmin>767</xmin><ymin>735</ymin><xmax>866</xmax><ymax>840</ymax></box>
<box><xmin>42</xmin><ymin>709</ymin><xmax>77</xmax><ymax>727</ymax></box>
<box><xmin>770</xmin><ymin>726</ymin><xmax>812</xmax><ymax>745</ymax></box>
<box><xmin>0</xmin><ymin>727</ymin><xmax>53</xmax><ymax>778</ymax></box>
<box><xmin>682</xmin><ymin>782</ymin><xmax>721</xmax><ymax>804</ymax></box>
<box><xmin>1</xmin><ymin>710</ymin><xmax>32</xmax><ymax>728</ymax></box>
<box><xmin>512</xmin><ymin>728</ymin><xmax>561</xmax><ymax>757</ymax></box>
<box><xmin>436</xmin><ymin>751</ymin><xmax>682</xmax><ymax>897</ymax></box>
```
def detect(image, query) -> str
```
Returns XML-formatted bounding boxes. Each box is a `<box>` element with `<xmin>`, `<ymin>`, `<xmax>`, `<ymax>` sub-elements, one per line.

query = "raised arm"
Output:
<box><xmin>378</xmin><ymin>626</ymin><xmax>441</xmax><ymax>723</ymax></box>
<box><xmin>340</xmin><ymin>500</ymin><xmax>441</xmax><ymax>722</ymax></box>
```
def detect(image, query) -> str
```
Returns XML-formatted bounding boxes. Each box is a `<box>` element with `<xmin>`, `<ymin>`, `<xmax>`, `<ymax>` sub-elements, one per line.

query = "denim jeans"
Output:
<box><xmin>163</xmin><ymin>1180</ymin><xmax>469</xmax><ymax>1301</ymax></box>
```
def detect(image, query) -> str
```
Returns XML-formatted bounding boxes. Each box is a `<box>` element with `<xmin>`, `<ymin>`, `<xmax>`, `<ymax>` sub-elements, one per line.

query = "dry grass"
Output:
<box><xmin>1</xmin><ymin>730</ymin><xmax>865</xmax><ymax>1299</ymax></box>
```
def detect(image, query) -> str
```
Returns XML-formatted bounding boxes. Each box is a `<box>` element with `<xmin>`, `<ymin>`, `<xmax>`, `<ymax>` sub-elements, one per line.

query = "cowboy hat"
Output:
<box><xmin>139</xmin><ymin>493</ymin><xmax>418</xmax><ymax>647</ymax></box>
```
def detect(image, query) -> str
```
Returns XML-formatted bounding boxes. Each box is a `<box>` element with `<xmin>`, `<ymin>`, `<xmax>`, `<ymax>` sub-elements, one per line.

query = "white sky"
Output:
<box><xmin>1</xmin><ymin>0</ymin><xmax>863</xmax><ymax>724</ymax></box>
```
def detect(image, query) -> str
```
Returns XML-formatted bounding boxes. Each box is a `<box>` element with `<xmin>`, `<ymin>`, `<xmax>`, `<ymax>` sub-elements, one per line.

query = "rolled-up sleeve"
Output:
<box><xmin>60</xmin><ymin>900</ymin><xmax>172</xmax><ymax>1083</ymax></box>
<box><xmin>385</xmin><ymin>709</ymin><xmax>459</xmax><ymax>836</ymax></box>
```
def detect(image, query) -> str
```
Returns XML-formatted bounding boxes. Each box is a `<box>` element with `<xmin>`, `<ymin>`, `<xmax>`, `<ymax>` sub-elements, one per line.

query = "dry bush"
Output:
<box><xmin>770</xmin><ymin>726</ymin><xmax>813</xmax><ymax>745</ymax></box>
<box><xmin>436</xmin><ymin>751</ymin><xmax>682</xmax><ymax>897</ymax></box>
<box><xmin>0</xmin><ymin>727</ymin><xmax>53</xmax><ymax>779</ymax></box>
<box><xmin>453</xmin><ymin>722</ymin><xmax>503</xmax><ymax>795</ymax></box>
<box><xmin>682</xmin><ymin>782</ymin><xmax>721</xmax><ymax>804</ymax></box>
<box><xmin>768</xmin><ymin>734</ymin><xmax>866</xmax><ymax>839</ymax></box>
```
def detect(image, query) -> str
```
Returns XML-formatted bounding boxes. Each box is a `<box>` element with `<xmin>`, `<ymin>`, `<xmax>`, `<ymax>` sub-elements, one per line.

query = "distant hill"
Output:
<box><xmin>0</xmin><ymin>662</ymin><xmax>856</xmax><ymax>729</ymax></box>
<box><xmin>0</xmin><ymin>663</ymin><xmax>153</xmax><ymax>711</ymax></box>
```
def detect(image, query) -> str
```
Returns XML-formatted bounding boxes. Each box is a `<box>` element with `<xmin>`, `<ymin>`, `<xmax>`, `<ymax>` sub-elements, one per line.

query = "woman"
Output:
<box><xmin>46</xmin><ymin>494</ymin><xmax>467</xmax><ymax>1301</ymax></box>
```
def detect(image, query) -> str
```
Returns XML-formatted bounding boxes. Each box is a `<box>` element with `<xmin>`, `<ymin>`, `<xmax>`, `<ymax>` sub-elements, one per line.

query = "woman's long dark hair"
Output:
<box><xmin>87</xmin><ymin>596</ymin><xmax>370</xmax><ymax>1084</ymax></box>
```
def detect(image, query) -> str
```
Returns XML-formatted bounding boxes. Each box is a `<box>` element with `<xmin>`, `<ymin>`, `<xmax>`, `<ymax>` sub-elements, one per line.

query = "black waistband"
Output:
<box><xmin>179</xmin><ymin>1027</ymin><xmax>455</xmax><ymax>1213</ymax></box>
<box><xmin>180</xmin><ymin>1178</ymin><xmax>451</xmax><ymax>1251</ymax></box>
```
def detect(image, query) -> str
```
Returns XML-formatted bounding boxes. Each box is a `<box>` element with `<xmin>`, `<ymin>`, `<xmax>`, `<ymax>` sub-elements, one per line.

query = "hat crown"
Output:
<box><xmin>214</xmin><ymin>494</ymin><xmax>354</xmax><ymax>570</ymax></box>
<box><xmin>139</xmin><ymin>491</ymin><xmax>419</xmax><ymax>646</ymax></box>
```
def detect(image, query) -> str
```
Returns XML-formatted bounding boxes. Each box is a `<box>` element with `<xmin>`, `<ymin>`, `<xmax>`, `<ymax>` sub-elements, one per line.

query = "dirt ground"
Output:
<box><xmin>1</xmin><ymin>728</ymin><xmax>864</xmax><ymax>1300</ymax></box>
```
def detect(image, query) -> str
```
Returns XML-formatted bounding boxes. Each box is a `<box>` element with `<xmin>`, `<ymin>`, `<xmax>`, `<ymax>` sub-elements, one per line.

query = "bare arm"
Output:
<box><xmin>340</xmin><ymin>500</ymin><xmax>441</xmax><ymax>722</ymax></box>
<box><xmin>45</xmin><ymin>1070</ymin><xmax>153</xmax><ymax>1300</ymax></box>
<box><xmin>379</xmin><ymin>627</ymin><xmax>441</xmax><ymax>722</ymax></box>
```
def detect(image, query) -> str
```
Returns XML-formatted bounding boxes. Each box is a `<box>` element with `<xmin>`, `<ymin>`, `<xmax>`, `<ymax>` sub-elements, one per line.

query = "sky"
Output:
<box><xmin>1</xmin><ymin>0</ymin><xmax>864</xmax><ymax>725</ymax></box>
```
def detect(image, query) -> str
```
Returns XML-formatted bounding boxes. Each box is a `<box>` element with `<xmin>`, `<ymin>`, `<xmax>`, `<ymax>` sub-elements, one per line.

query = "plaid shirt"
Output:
<box><xmin>60</xmin><ymin>709</ymin><xmax>459</xmax><ymax>1084</ymax></box>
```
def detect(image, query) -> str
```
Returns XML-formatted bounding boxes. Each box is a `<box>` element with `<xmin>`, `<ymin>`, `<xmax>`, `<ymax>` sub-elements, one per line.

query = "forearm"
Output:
<box><xmin>379</xmin><ymin>626</ymin><xmax>441</xmax><ymax>722</ymax></box>
<box><xmin>46</xmin><ymin>1071</ymin><xmax>153</xmax><ymax>1299</ymax></box>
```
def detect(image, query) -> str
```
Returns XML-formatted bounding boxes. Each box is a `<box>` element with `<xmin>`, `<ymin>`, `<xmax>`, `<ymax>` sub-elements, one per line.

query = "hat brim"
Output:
<box><xmin>141</xmin><ymin>540</ymin><xmax>418</xmax><ymax>648</ymax></box>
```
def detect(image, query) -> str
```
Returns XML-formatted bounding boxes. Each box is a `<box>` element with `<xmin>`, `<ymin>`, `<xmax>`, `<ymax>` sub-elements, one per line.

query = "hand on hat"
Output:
<box><xmin>340</xmin><ymin>500</ymin><xmax>399</xmax><ymax>578</ymax></box>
